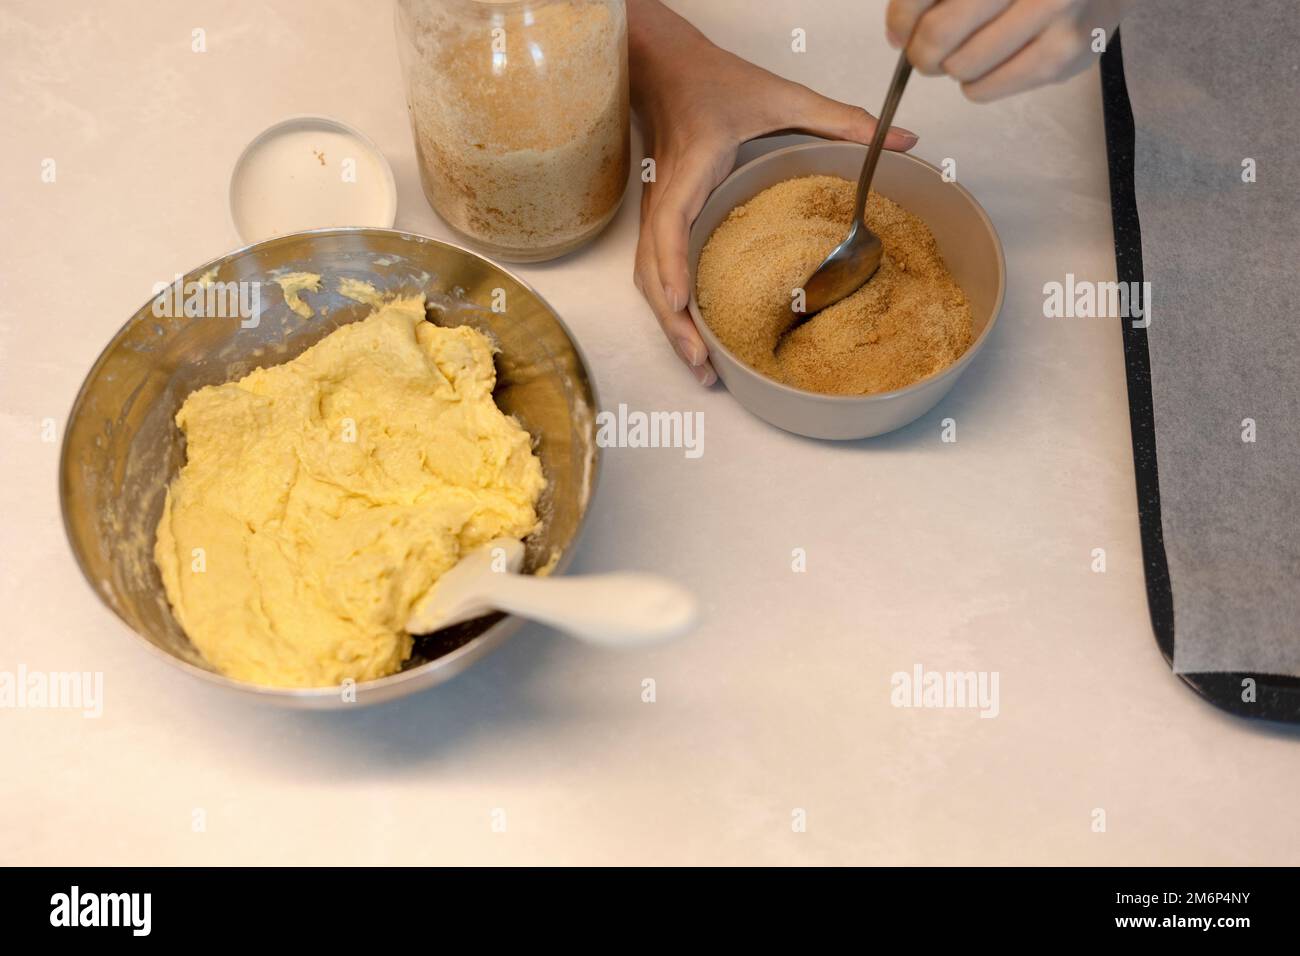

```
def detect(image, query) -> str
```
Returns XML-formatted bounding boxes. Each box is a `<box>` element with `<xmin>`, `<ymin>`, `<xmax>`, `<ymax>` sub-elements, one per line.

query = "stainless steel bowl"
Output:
<box><xmin>687</xmin><ymin>142</ymin><xmax>1005</xmax><ymax>440</ymax></box>
<box><xmin>60</xmin><ymin>228</ymin><xmax>599</xmax><ymax>708</ymax></box>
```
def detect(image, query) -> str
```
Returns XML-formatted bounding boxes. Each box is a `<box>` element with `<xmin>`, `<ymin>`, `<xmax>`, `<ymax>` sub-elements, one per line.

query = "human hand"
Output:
<box><xmin>629</xmin><ymin>0</ymin><xmax>918</xmax><ymax>384</ymax></box>
<box><xmin>886</xmin><ymin>0</ymin><xmax>1135</xmax><ymax>102</ymax></box>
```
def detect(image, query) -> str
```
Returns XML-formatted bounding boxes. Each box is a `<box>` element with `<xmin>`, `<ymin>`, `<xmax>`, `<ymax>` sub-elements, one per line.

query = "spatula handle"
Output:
<box><xmin>488</xmin><ymin>572</ymin><xmax>698</xmax><ymax>647</ymax></box>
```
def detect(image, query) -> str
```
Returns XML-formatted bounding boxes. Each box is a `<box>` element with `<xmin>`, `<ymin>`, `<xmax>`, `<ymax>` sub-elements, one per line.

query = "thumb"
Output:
<box><xmin>779</xmin><ymin>84</ymin><xmax>919</xmax><ymax>150</ymax></box>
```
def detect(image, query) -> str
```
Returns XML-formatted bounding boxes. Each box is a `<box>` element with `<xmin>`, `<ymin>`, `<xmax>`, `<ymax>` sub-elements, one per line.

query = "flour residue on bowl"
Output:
<box><xmin>273</xmin><ymin>271</ymin><xmax>321</xmax><ymax>319</ymax></box>
<box><xmin>695</xmin><ymin>175</ymin><xmax>973</xmax><ymax>395</ymax></box>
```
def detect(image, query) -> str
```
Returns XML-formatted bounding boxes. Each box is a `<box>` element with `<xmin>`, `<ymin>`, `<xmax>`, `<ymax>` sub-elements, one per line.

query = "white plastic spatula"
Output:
<box><xmin>405</xmin><ymin>538</ymin><xmax>697</xmax><ymax>647</ymax></box>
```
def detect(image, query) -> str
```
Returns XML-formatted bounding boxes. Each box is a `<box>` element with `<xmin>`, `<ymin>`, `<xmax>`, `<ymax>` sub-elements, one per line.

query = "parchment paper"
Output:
<box><xmin>1122</xmin><ymin>1</ymin><xmax>1300</xmax><ymax>674</ymax></box>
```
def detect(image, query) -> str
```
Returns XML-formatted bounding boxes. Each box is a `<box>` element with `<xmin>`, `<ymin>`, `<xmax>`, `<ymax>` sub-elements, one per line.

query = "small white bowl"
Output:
<box><xmin>687</xmin><ymin>142</ymin><xmax>1005</xmax><ymax>440</ymax></box>
<box><xmin>229</xmin><ymin>115</ymin><xmax>397</xmax><ymax>245</ymax></box>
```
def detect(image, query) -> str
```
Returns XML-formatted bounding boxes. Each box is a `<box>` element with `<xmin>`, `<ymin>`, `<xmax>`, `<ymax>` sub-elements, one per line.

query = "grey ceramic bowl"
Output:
<box><xmin>60</xmin><ymin>228</ymin><xmax>599</xmax><ymax>708</ymax></box>
<box><xmin>687</xmin><ymin>141</ymin><xmax>1005</xmax><ymax>440</ymax></box>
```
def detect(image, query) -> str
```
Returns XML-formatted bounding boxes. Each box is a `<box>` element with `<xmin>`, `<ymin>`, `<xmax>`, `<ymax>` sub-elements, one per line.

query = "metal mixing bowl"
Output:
<box><xmin>60</xmin><ymin>228</ymin><xmax>599</xmax><ymax>708</ymax></box>
<box><xmin>688</xmin><ymin>142</ymin><xmax>1005</xmax><ymax>440</ymax></box>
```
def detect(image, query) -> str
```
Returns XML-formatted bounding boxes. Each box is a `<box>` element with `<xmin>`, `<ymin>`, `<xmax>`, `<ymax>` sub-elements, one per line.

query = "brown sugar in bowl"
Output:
<box><xmin>687</xmin><ymin>142</ymin><xmax>1005</xmax><ymax>440</ymax></box>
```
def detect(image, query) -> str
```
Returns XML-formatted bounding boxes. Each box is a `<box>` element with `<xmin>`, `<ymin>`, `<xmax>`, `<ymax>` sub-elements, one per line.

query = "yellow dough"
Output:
<box><xmin>154</xmin><ymin>295</ymin><xmax>546</xmax><ymax>688</ymax></box>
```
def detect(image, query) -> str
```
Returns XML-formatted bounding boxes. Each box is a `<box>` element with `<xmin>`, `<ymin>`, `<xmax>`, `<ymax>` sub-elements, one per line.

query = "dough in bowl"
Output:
<box><xmin>154</xmin><ymin>295</ymin><xmax>546</xmax><ymax>688</ymax></box>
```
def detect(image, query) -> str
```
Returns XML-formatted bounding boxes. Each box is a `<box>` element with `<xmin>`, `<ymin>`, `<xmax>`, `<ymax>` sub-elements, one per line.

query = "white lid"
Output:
<box><xmin>229</xmin><ymin>115</ymin><xmax>397</xmax><ymax>245</ymax></box>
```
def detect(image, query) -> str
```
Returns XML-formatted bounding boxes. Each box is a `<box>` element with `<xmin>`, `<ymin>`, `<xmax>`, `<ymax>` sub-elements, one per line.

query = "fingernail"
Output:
<box><xmin>895</xmin><ymin>126</ymin><xmax>919</xmax><ymax>146</ymax></box>
<box><xmin>691</xmin><ymin>364</ymin><xmax>717</xmax><ymax>387</ymax></box>
<box><xmin>673</xmin><ymin>335</ymin><xmax>705</xmax><ymax>366</ymax></box>
<box><xmin>886</xmin><ymin>28</ymin><xmax>902</xmax><ymax>49</ymax></box>
<box><xmin>663</xmin><ymin>283</ymin><xmax>684</xmax><ymax>313</ymax></box>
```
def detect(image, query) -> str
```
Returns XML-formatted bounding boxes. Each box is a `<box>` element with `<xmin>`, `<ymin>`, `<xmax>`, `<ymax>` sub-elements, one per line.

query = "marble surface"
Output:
<box><xmin>2</xmin><ymin>0</ymin><xmax>1296</xmax><ymax>866</ymax></box>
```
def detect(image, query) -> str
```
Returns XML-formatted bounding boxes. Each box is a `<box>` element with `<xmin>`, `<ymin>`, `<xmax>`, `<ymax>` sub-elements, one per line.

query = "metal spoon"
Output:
<box><xmin>792</xmin><ymin>51</ymin><xmax>913</xmax><ymax>323</ymax></box>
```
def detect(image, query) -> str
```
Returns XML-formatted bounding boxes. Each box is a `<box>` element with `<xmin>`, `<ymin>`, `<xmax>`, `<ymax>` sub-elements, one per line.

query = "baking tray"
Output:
<box><xmin>1099</xmin><ymin>32</ymin><xmax>1300</xmax><ymax>723</ymax></box>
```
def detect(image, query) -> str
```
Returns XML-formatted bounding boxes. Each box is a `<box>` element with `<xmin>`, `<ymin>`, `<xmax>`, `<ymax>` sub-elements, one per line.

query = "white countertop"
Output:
<box><xmin>3</xmin><ymin>0</ymin><xmax>1297</xmax><ymax>866</ymax></box>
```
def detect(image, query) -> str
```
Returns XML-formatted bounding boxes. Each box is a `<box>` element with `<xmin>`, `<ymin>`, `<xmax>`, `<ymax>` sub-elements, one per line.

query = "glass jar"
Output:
<box><xmin>396</xmin><ymin>0</ymin><xmax>630</xmax><ymax>262</ymax></box>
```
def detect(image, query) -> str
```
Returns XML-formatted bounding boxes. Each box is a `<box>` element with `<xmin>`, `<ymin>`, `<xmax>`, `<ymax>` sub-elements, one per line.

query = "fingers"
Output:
<box><xmin>960</xmin><ymin>18</ymin><xmax>1095</xmax><ymax>101</ymax></box>
<box><xmin>635</xmin><ymin>241</ymin><xmax>718</xmax><ymax>385</ymax></box>
<box><xmin>890</xmin><ymin>0</ymin><xmax>1107</xmax><ymax>98</ymax></box>
<box><xmin>940</xmin><ymin>0</ymin><xmax>1067</xmax><ymax>84</ymax></box>
<box><xmin>779</xmin><ymin>84</ymin><xmax>919</xmax><ymax>150</ymax></box>
<box><xmin>634</xmin><ymin>159</ymin><xmax>717</xmax><ymax>386</ymax></box>
<box><xmin>905</xmin><ymin>0</ymin><xmax>1014</xmax><ymax>75</ymax></box>
<box><xmin>651</xmin><ymin>149</ymin><xmax>720</xmax><ymax>321</ymax></box>
<box><xmin>632</xmin><ymin>78</ymin><xmax>920</xmax><ymax>386</ymax></box>
<box><xmin>886</xmin><ymin>0</ymin><xmax>939</xmax><ymax>48</ymax></box>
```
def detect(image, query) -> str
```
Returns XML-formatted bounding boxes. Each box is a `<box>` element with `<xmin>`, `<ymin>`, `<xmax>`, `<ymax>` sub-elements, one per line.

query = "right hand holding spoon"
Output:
<box><xmin>885</xmin><ymin>0</ymin><xmax>1137</xmax><ymax>102</ymax></box>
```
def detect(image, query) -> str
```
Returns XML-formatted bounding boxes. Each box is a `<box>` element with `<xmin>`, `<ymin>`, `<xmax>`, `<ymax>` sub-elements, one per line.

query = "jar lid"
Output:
<box><xmin>228</xmin><ymin>115</ymin><xmax>397</xmax><ymax>245</ymax></box>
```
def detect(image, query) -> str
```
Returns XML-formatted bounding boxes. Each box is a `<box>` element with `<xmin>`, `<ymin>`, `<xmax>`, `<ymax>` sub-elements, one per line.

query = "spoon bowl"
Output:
<box><xmin>799</xmin><ymin>219</ymin><xmax>885</xmax><ymax>317</ymax></box>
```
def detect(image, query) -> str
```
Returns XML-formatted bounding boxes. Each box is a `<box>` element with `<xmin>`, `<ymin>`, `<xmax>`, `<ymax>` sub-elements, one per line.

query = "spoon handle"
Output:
<box><xmin>853</xmin><ymin>51</ymin><xmax>913</xmax><ymax>225</ymax></box>
<box><xmin>486</xmin><ymin>572</ymin><xmax>698</xmax><ymax>647</ymax></box>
